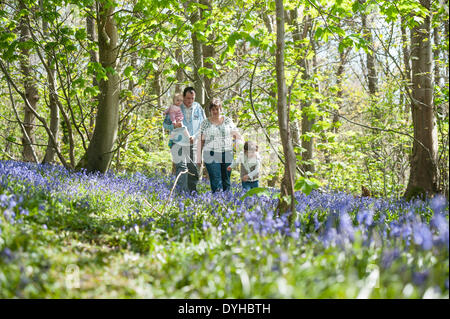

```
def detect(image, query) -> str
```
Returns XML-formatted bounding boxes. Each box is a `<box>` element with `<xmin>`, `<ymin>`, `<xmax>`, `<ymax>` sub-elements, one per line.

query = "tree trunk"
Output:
<box><xmin>79</xmin><ymin>2</ymin><xmax>119</xmax><ymax>173</ymax></box>
<box><xmin>333</xmin><ymin>40</ymin><xmax>350</xmax><ymax>133</ymax></box>
<box><xmin>86</xmin><ymin>2</ymin><xmax>99</xmax><ymax>139</ymax></box>
<box><xmin>433</xmin><ymin>27</ymin><xmax>440</xmax><ymax>87</ymax></box>
<box><xmin>116</xmin><ymin>44</ymin><xmax>137</xmax><ymax>170</ymax></box>
<box><xmin>42</xmin><ymin>1</ymin><xmax>59</xmax><ymax>164</ymax></box>
<box><xmin>360</xmin><ymin>1</ymin><xmax>378</xmax><ymax>96</ymax></box>
<box><xmin>261</xmin><ymin>8</ymin><xmax>273</xmax><ymax>34</ymax></box>
<box><xmin>404</xmin><ymin>0</ymin><xmax>439</xmax><ymax>199</ymax></box>
<box><xmin>190</xmin><ymin>0</ymin><xmax>204</xmax><ymax>106</ymax></box>
<box><xmin>298</xmin><ymin>12</ymin><xmax>316</xmax><ymax>174</ymax></box>
<box><xmin>200</xmin><ymin>0</ymin><xmax>214</xmax><ymax>115</ymax></box>
<box><xmin>444</xmin><ymin>8</ymin><xmax>449</xmax><ymax>86</ymax></box>
<box><xmin>19</xmin><ymin>0</ymin><xmax>38</xmax><ymax>162</ymax></box>
<box><xmin>289</xmin><ymin>9</ymin><xmax>316</xmax><ymax>173</ymax></box>
<box><xmin>287</xmin><ymin>9</ymin><xmax>302</xmax><ymax>159</ymax></box>
<box><xmin>400</xmin><ymin>16</ymin><xmax>412</xmax><ymax>114</ymax></box>
<box><xmin>275</xmin><ymin>0</ymin><xmax>296</xmax><ymax>221</ymax></box>
<box><xmin>153</xmin><ymin>70</ymin><xmax>162</xmax><ymax>109</ymax></box>
<box><xmin>175</xmin><ymin>48</ymin><xmax>185</xmax><ymax>93</ymax></box>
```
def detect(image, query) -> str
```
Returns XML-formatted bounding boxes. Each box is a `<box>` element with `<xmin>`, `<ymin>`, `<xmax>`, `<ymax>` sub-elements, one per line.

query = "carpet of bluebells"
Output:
<box><xmin>0</xmin><ymin>160</ymin><xmax>448</xmax><ymax>298</ymax></box>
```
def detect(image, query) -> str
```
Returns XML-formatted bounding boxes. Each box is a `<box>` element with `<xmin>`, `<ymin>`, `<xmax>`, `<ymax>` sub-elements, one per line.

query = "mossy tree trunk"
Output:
<box><xmin>190</xmin><ymin>0</ymin><xmax>204</xmax><ymax>106</ymax></box>
<box><xmin>78</xmin><ymin>1</ymin><xmax>119</xmax><ymax>173</ymax></box>
<box><xmin>275</xmin><ymin>0</ymin><xmax>296</xmax><ymax>222</ymax></box>
<box><xmin>404</xmin><ymin>0</ymin><xmax>439</xmax><ymax>199</ymax></box>
<box><xmin>41</xmin><ymin>0</ymin><xmax>59</xmax><ymax>164</ymax></box>
<box><xmin>19</xmin><ymin>0</ymin><xmax>39</xmax><ymax>162</ymax></box>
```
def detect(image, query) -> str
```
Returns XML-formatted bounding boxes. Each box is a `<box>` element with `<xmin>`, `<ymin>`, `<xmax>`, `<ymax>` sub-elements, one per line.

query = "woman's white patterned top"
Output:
<box><xmin>200</xmin><ymin>116</ymin><xmax>238</xmax><ymax>153</ymax></box>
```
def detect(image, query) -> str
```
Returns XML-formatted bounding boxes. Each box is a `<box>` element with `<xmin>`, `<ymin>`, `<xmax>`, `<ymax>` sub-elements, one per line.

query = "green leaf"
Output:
<box><xmin>124</xmin><ymin>65</ymin><xmax>134</xmax><ymax>78</ymax></box>
<box><xmin>352</xmin><ymin>0</ymin><xmax>362</xmax><ymax>13</ymax></box>
<box><xmin>294</xmin><ymin>177</ymin><xmax>321</xmax><ymax>196</ymax></box>
<box><xmin>75</xmin><ymin>29</ymin><xmax>87</xmax><ymax>41</ymax></box>
<box><xmin>84</xmin><ymin>86</ymin><xmax>99</xmax><ymax>97</ymax></box>
<box><xmin>198</xmin><ymin>67</ymin><xmax>215</xmax><ymax>78</ymax></box>
<box><xmin>240</xmin><ymin>187</ymin><xmax>271</xmax><ymax>200</ymax></box>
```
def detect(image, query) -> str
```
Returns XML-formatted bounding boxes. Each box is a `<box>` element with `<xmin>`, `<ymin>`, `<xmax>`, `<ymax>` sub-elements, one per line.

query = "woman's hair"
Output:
<box><xmin>244</xmin><ymin>141</ymin><xmax>258</xmax><ymax>152</ymax></box>
<box><xmin>209</xmin><ymin>98</ymin><xmax>222</xmax><ymax>110</ymax></box>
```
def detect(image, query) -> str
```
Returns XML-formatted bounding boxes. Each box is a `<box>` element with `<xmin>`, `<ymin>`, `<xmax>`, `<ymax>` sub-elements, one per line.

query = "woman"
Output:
<box><xmin>197</xmin><ymin>99</ymin><xmax>241</xmax><ymax>192</ymax></box>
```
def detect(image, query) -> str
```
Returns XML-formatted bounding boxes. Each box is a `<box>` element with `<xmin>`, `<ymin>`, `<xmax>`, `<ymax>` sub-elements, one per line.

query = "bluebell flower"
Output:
<box><xmin>339</xmin><ymin>212</ymin><xmax>354</xmax><ymax>241</ymax></box>
<box><xmin>430</xmin><ymin>195</ymin><xmax>448</xmax><ymax>215</ymax></box>
<box><xmin>381</xmin><ymin>248</ymin><xmax>401</xmax><ymax>269</ymax></box>
<box><xmin>1</xmin><ymin>247</ymin><xmax>13</xmax><ymax>261</ymax></box>
<box><xmin>0</xmin><ymin>194</ymin><xmax>8</xmax><ymax>207</ymax></box>
<box><xmin>8</xmin><ymin>198</ymin><xmax>17</xmax><ymax>210</ymax></box>
<box><xmin>431</xmin><ymin>213</ymin><xmax>448</xmax><ymax>234</ymax></box>
<box><xmin>3</xmin><ymin>209</ymin><xmax>14</xmax><ymax>222</ymax></box>
<box><xmin>357</xmin><ymin>209</ymin><xmax>374</xmax><ymax>227</ymax></box>
<box><xmin>279</xmin><ymin>252</ymin><xmax>288</xmax><ymax>263</ymax></box>
<box><xmin>413</xmin><ymin>223</ymin><xmax>433</xmax><ymax>250</ymax></box>
<box><xmin>412</xmin><ymin>270</ymin><xmax>429</xmax><ymax>286</ymax></box>
<box><xmin>202</xmin><ymin>221</ymin><xmax>211</xmax><ymax>231</ymax></box>
<box><xmin>322</xmin><ymin>228</ymin><xmax>338</xmax><ymax>247</ymax></box>
<box><xmin>291</xmin><ymin>229</ymin><xmax>300</xmax><ymax>240</ymax></box>
<box><xmin>314</xmin><ymin>215</ymin><xmax>320</xmax><ymax>231</ymax></box>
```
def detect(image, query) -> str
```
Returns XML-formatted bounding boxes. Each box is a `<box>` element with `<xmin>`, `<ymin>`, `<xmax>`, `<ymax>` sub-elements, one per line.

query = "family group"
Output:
<box><xmin>163</xmin><ymin>87</ymin><xmax>261</xmax><ymax>194</ymax></box>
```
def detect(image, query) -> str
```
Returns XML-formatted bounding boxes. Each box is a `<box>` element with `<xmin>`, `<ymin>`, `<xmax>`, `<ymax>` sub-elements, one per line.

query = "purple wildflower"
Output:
<box><xmin>430</xmin><ymin>195</ymin><xmax>448</xmax><ymax>215</ymax></box>
<box><xmin>412</xmin><ymin>270</ymin><xmax>429</xmax><ymax>286</ymax></box>
<box><xmin>413</xmin><ymin>223</ymin><xmax>433</xmax><ymax>250</ymax></box>
<box><xmin>357</xmin><ymin>209</ymin><xmax>374</xmax><ymax>227</ymax></box>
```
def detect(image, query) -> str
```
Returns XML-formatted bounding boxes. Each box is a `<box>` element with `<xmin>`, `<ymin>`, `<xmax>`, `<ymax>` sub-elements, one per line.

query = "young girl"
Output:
<box><xmin>227</xmin><ymin>141</ymin><xmax>261</xmax><ymax>191</ymax></box>
<box><xmin>164</xmin><ymin>93</ymin><xmax>191</xmax><ymax>145</ymax></box>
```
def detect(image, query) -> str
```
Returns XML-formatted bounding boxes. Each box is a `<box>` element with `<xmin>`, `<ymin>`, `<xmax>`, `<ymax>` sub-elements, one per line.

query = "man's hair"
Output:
<box><xmin>209</xmin><ymin>98</ymin><xmax>222</xmax><ymax>110</ymax></box>
<box><xmin>244</xmin><ymin>141</ymin><xmax>258</xmax><ymax>152</ymax></box>
<box><xmin>183</xmin><ymin>87</ymin><xmax>196</xmax><ymax>97</ymax></box>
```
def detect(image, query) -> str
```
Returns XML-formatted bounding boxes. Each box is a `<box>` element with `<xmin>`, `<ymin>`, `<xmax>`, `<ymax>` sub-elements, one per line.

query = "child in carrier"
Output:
<box><xmin>227</xmin><ymin>141</ymin><xmax>261</xmax><ymax>191</ymax></box>
<box><xmin>164</xmin><ymin>93</ymin><xmax>191</xmax><ymax>145</ymax></box>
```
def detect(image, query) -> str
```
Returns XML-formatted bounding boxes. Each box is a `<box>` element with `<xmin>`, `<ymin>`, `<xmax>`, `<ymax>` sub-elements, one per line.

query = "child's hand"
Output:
<box><xmin>242</xmin><ymin>175</ymin><xmax>249</xmax><ymax>182</ymax></box>
<box><xmin>227</xmin><ymin>166</ymin><xmax>231</xmax><ymax>172</ymax></box>
<box><xmin>189</xmin><ymin>136</ymin><xmax>194</xmax><ymax>143</ymax></box>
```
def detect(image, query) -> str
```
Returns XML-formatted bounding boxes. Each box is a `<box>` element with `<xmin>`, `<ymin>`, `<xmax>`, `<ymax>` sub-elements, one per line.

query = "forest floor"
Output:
<box><xmin>0</xmin><ymin>160</ymin><xmax>448</xmax><ymax>298</ymax></box>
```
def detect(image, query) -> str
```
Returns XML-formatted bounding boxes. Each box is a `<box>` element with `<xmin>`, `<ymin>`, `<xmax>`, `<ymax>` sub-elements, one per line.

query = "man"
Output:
<box><xmin>163</xmin><ymin>87</ymin><xmax>206</xmax><ymax>193</ymax></box>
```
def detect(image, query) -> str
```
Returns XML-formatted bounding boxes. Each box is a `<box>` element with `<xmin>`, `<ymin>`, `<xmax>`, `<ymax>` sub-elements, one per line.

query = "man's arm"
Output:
<box><xmin>192</xmin><ymin>104</ymin><xmax>207</xmax><ymax>140</ymax></box>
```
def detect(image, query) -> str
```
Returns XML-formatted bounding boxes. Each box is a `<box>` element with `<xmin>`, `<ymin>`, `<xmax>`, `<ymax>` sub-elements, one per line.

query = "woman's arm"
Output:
<box><xmin>232</xmin><ymin>129</ymin><xmax>242</xmax><ymax>141</ymax></box>
<box><xmin>229</xmin><ymin>152</ymin><xmax>242</xmax><ymax>170</ymax></box>
<box><xmin>229</xmin><ymin>119</ymin><xmax>243</xmax><ymax>150</ymax></box>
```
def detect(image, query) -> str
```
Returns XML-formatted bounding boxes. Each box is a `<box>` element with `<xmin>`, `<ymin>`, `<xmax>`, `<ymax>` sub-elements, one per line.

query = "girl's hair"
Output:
<box><xmin>209</xmin><ymin>98</ymin><xmax>222</xmax><ymax>110</ymax></box>
<box><xmin>173</xmin><ymin>93</ymin><xmax>183</xmax><ymax>103</ymax></box>
<box><xmin>244</xmin><ymin>141</ymin><xmax>258</xmax><ymax>152</ymax></box>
